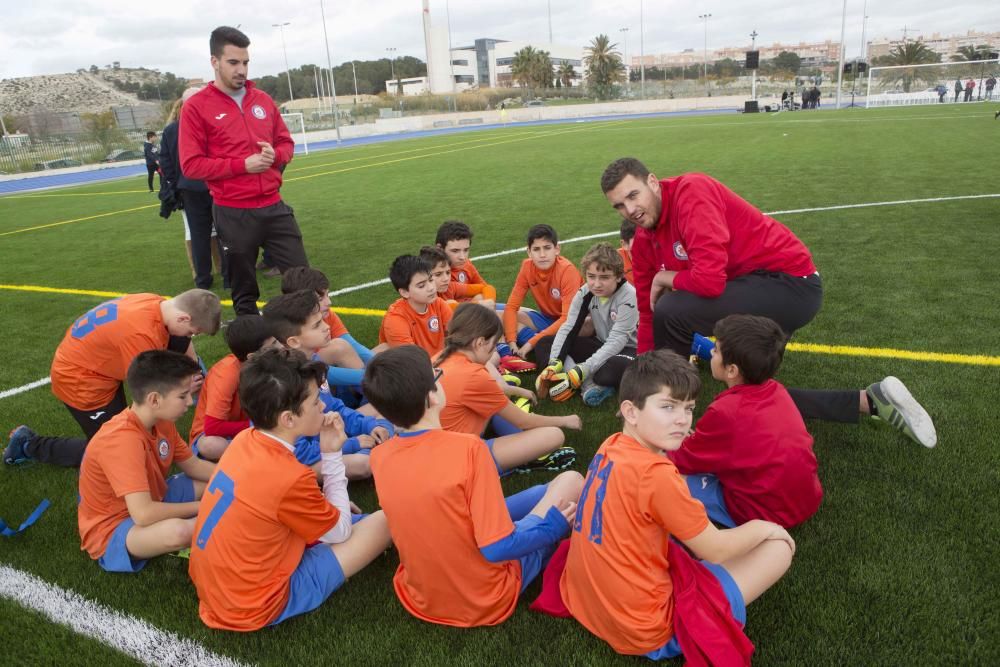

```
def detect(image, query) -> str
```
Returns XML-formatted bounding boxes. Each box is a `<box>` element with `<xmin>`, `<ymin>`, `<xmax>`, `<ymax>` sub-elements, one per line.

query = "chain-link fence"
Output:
<box><xmin>1</xmin><ymin>105</ymin><xmax>165</xmax><ymax>175</ymax></box>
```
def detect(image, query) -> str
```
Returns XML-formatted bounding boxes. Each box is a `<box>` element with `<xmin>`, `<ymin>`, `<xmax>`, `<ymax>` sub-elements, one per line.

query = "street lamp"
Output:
<box><xmin>272</xmin><ymin>22</ymin><xmax>294</xmax><ymax>102</ymax></box>
<box><xmin>699</xmin><ymin>13</ymin><xmax>712</xmax><ymax>97</ymax></box>
<box><xmin>620</xmin><ymin>27</ymin><xmax>630</xmax><ymax>94</ymax></box>
<box><xmin>386</xmin><ymin>47</ymin><xmax>397</xmax><ymax>94</ymax></box>
<box><xmin>352</xmin><ymin>61</ymin><xmax>359</xmax><ymax>105</ymax></box>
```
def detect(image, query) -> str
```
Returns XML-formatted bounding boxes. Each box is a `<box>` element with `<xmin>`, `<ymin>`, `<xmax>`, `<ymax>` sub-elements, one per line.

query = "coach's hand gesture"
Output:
<box><xmin>244</xmin><ymin>142</ymin><xmax>275</xmax><ymax>173</ymax></box>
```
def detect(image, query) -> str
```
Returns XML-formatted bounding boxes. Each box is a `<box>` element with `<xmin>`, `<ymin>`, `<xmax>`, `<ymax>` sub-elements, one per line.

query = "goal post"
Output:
<box><xmin>280</xmin><ymin>112</ymin><xmax>309</xmax><ymax>155</ymax></box>
<box><xmin>865</xmin><ymin>58</ymin><xmax>1000</xmax><ymax>108</ymax></box>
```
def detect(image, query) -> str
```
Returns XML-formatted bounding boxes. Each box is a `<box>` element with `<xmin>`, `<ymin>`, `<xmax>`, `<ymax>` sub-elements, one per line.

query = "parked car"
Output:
<box><xmin>102</xmin><ymin>149</ymin><xmax>145</xmax><ymax>162</ymax></box>
<box><xmin>33</xmin><ymin>158</ymin><xmax>83</xmax><ymax>170</ymax></box>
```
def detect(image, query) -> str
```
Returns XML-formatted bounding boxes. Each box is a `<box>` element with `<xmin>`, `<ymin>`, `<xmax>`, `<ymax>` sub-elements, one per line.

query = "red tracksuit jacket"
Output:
<box><xmin>631</xmin><ymin>173</ymin><xmax>816</xmax><ymax>352</ymax></box>
<box><xmin>179</xmin><ymin>81</ymin><xmax>294</xmax><ymax>209</ymax></box>
<box><xmin>669</xmin><ymin>379</ymin><xmax>823</xmax><ymax>529</ymax></box>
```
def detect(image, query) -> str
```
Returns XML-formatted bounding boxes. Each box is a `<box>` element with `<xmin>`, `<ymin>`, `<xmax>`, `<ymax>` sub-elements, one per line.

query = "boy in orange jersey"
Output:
<box><xmin>78</xmin><ymin>350</ymin><xmax>216</xmax><ymax>573</ymax></box>
<box><xmin>617</xmin><ymin>219</ymin><xmax>636</xmax><ymax>286</ymax></box>
<box><xmin>6</xmin><ymin>290</ymin><xmax>221</xmax><ymax>468</ymax></box>
<box><xmin>435</xmin><ymin>220</ymin><xmax>497</xmax><ymax>308</ymax></box>
<box><xmin>559</xmin><ymin>351</ymin><xmax>794</xmax><ymax>661</ymax></box>
<box><xmin>378</xmin><ymin>255</ymin><xmax>453</xmax><ymax>357</ymax></box>
<box><xmin>189</xmin><ymin>315</ymin><xmax>278</xmax><ymax>460</ymax></box>
<box><xmin>281</xmin><ymin>266</ymin><xmax>375</xmax><ymax>391</ymax></box>
<box><xmin>263</xmin><ymin>290</ymin><xmax>392</xmax><ymax>479</ymax></box>
<box><xmin>189</xmin><ymin>348</ymin><xmax>391</xmax><ymax>631</ymax></box>
<box><xmin>499</xmin><ymin>225</ymin><xmax>582</xmax><ymax>369</ymax></box>
<box><xmin>364</xmin><ymin>345</ymin><xmax>583</xmax><ymax>627</ymax></box>
<box><xmin>419</xmin><ymin>245</ymin><xmax>460</xmax><ymax>310</ymax></box>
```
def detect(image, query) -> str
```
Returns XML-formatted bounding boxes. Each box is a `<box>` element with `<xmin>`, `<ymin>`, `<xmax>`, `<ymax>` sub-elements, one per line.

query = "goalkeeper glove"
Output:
<box><xmin>534</xmin><ymin>360</ymin><xmax>564</xmax><ymax>399</ymax></box>
<box><xmin>549</xmin><ymin>366</ymin><xmax>586</xmax><ymax>403</ymax></box>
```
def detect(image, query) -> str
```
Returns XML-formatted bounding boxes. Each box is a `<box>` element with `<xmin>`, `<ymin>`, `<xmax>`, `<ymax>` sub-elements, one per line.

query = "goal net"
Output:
<box><xmin>865</xmin><ymin>58</ymin><xmax>999</xmax><ymax>108</ymax></box>
<box><xmin>281</xmin><ymin>112</ymin><xmax>309</xmax><ymax>155</ymax></box>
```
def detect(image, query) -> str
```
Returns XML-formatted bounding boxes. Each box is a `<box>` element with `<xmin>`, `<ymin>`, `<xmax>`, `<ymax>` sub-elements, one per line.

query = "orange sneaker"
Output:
<box><xmin>499</xmin><ymin>355</ymin><xmax>537</xmax><ymax>373</ymax></box>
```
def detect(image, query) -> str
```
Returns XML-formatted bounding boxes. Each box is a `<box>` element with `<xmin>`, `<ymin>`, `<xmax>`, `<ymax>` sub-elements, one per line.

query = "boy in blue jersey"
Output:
<box><xmin>263</xmin><ymin>290</ymin><xmax>393</xmax><ymax>479</ymax></box>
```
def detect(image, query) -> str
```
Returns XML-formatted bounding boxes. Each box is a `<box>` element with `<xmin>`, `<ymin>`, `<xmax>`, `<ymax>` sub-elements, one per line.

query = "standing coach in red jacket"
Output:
<box><xmin>601</xmin><ymin>157</ymin><xmax>823</xmax><ymax>355</ymax></box>
<box><xmin>180</xmin><ymin>26</ymin><xmax>309</xmax><ymax>316</ymax></box>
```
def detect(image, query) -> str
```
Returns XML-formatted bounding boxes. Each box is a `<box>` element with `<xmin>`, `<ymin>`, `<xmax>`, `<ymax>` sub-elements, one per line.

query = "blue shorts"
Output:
<box><xmin>97</xmin><ymin>473</ymin><xmax>195</xmax><ymax>574</ymax></box>
<box><xmin>685</xmin><ymin>473</ymin><xmax>736</xmax><ymax>528</ymax></box>
<box><xmin>645</xmin><ymin>561</ymin><xmax>747</xmax><ymax>661</ymax></box>
<box><xmin>269</xmin><ymin>544</ymin><xmax>346</xmax><ymax>626</ymax></box>
<box><xmin>484</xmin><ymin>438</ymin><xmax>507</xmax><ymax>476</ymax></box>
<box><xmin>514</xmin><ymin>514</ymin><xmax>558</xmax><ymax>594</ymax></box>
<box><xmin>526</xmin><ymin>311</ymin><xmax>557</xmax><ymax>332</ymax></box>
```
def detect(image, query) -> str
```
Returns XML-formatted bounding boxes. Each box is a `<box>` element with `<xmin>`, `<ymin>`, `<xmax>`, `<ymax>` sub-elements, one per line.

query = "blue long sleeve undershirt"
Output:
<box><xmin>479</xmin><ymin>505</ymin><xmax>569</xmax><ymax>562</ymax></box>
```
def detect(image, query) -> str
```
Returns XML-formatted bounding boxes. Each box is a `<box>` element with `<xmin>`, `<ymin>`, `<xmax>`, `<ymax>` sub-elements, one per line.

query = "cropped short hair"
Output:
<box><xmin>224</xmin><ymin>315</ymin><xmax>274</xmax><ymax>362</ymax></box>
<box><xmin>281</xmin><ymin>266</ymin><xmax>330</xmax><ymax>295</ymax></box>
<box><xmin>619</xmin><ymin>350</ymin><xmax>700</xmax><ymax>410</ymax></box>
<box><xmin>262</xmin><ymin>290</ymin><xmax>321</xmax><ymax>344</ymax></box>
<box><xmin>526</xmin><ymin>224</ymin><xmax>558</xmax><ymax>247</ymax></box>
<box><xmin>435</xmin><ymin>220</ymin><xmax>473</xmax><ymax>247</ymax></box>
<box><xmin>172</xmin><ymin>289</ymin><xmax>222</xmax><ymax>335</ymax></box>
<box><xmin>127</xmin><ymin>350</ymin><xmax>202</xmax><ymax>405</ymax></box>
<box><xmin>601</xmin><ymin>157</ymin><xmax>651</xmax><ymax>193</ymax></box>
<box><xmin>210</xmin><ymin>26</ymin><xmax>250</xmax><ymax>58</ymax></box>
<box><xmin>146</xmin><ymin>131</ymin><xmax>156</xmax><ymax>139</ymax></box>
<box><xmin>580</xmin><ymin>242</ymin><xmax>624</xmax><ymax>278</ymax></box>
<box><xmin>362</xmin><ymin>346</ymin><xmax>437</xmax><ymax>428</ymax></box>
<box><xmin>713</xmin><ymin>314</ymin><xmax>788</xmax><ymax>384</ymax></box>
<box><xmin>389</xmin><ymin>255</ymin><xmax>432</xmax><ymax>291</ymax></box>
<box><xmin>239</xmin><ymin>347</ymin><xmax>326</xmax><ymax>429</ymax></box>
<box><xmin>418</xmin><ymin>245</ymin><xmax>449</xmax><ymax>268</ymax></box>
<box><xmin>619</xmin><ymin>219</ymin><xmax>637</xmax><ymax>243</ymax></box>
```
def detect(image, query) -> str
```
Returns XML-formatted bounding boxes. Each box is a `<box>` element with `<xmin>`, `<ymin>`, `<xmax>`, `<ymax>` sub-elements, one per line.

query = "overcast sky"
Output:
<box><xmin>2</xmin><ymin>1</ymin><xmax>998</xmax><ymax>80</ymax></box>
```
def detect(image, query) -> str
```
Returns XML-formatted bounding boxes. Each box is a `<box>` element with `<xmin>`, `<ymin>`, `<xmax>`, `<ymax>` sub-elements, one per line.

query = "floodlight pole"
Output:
<box><xmin>351</xmin><ymin>61</ymin><xmax>359</xmax><ymax>104</ymax></box>
<box><xmin>272</xmin><ymin>22</ymin><xmax>294</xmax><ymax>103</ymax></box>
<box><xmin>620</xmin><ymin>27</ymin><xmax>630</xmax><ymax>94</ymax></box>
<box><xmin>699</xmin><ymin>14</ymin><xmax>712</xmax><ymax>97</ymax></box>
<box><xmin>639</xmin><ymin>0</ymin><xmax>645</xmax><ymax>99</ymax></box>
<box><xmin>386</xmin><ymin>47</ymin><xmax>398</xmax><ymax>94</ymax></box>
<box><xmin>750</xmin><ymin>29</ymin><xmax>758</xmax><ymax>101</ymax></box>
<box><xmin>319</xmin><ymin>0</ymin><xmax>341</xmax><ymax>142</ymax></box>
<box><xmin>547</xmin><ymin>0</ymin><xmax>553</xmax><ymax>44</ymax></box>
<box><xmin>835</xmin><ymin>0</ymin><xmax>847</xmax><ymax>109</ymax></box>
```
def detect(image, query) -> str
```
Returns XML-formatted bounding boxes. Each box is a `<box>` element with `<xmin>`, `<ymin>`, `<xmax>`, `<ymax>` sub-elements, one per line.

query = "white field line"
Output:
<box><xmin>0</xmin><ymin>376</ymin><xmax>51</xmax><ymax>399</ymax></box>
<box><xmin>0</xmin><ymin>565</ymin><xmax>249</xmax><ymax>667</ymax></box>
<box><xmin>2</xmin><ymin>192</ymin><xmax>998</xmax><ymax>400</ymax></box>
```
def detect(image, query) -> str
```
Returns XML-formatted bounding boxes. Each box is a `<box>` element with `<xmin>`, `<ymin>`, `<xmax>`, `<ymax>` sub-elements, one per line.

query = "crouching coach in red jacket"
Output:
<box><xmin>601</xmin><ymin>157</ymin><xmax>822</xmax><ymax>356</ymax></box>
<box><xmin>180</xmin><ymin>26</ymin><xmax>309</xmax><ymax>316</ymax></box>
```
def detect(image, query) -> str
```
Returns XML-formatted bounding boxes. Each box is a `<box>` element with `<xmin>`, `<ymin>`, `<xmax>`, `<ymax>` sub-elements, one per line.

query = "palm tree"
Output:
<box><xmin>880</xmin><ymin>40</ymin><xmax>941</xmax><ymax>92</ymax></box>
<box><xmin>511</xmin><ymin>46</ymin><xmax>539</xmax><ymax>90</ymax></box>
<box><xmin>532</xmin><ymin>50</ymin><xmax>555</xmax><ymax>89</ymax></box>
<box><xmin>951</xmin><ymin>44</ymin><xmax>993</xmax><ymax>62</ymax></box>
<box><xmin>558</xmin><ymin>61</ymin><xmax>576</xmax><ymax>88</ymax></box>
<box><xmin>584</xmin><ymin>34</ymin><xmax>625</xmax><ymax>99</ymax></box>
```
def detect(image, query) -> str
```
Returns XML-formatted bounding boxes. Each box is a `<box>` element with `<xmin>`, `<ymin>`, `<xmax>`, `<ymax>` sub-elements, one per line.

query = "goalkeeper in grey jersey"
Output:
<box><xmin>534</xmin><ymin>243</ymin><xmax>639</xmax><ymax>407</ymax></box>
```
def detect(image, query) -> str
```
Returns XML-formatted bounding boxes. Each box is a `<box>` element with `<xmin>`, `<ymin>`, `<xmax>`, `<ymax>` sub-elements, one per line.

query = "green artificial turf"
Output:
<box><xmin>1</xmin><ymin>104</ymin><xmax>998</xmax><ymax>665</ymax></box>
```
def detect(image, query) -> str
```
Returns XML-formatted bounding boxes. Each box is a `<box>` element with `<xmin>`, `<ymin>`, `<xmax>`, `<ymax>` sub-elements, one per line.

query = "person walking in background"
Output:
<box><xmin>964</xmin><ymin>78</ymin><xmax>975</xmax><ymax>102</ymax></box>
<box><xmin>954</xmin><ymin>79</ymin><xmax>963</xmax><ymax>103</ymax></box>
<box><xmin>985</xmin><ymin>75</ymin><xmax>996</xmax><ymax>101</ymax></box>
<box><xmin>143</xmin><ymin>131</ymin><xmax>159</xmax><ymax>192</ymax></box>
<box><xmin>159</xmin><ymin>87</ymin><xmax>228</xmax><ymax>290</ymax></box>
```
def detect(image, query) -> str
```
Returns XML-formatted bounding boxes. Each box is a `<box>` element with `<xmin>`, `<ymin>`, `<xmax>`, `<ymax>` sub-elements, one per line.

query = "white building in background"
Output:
<box><xmin>391</xmin><ymin>38</ymin><xmax>585</xmax><ymax>96</ymax></box>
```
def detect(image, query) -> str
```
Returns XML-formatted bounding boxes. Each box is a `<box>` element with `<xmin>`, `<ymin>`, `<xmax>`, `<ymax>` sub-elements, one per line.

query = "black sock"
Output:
<box><xmin>865</xmin><ymin>391</ymin><xmax>878</xmax><ymax>417</ymax></box>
